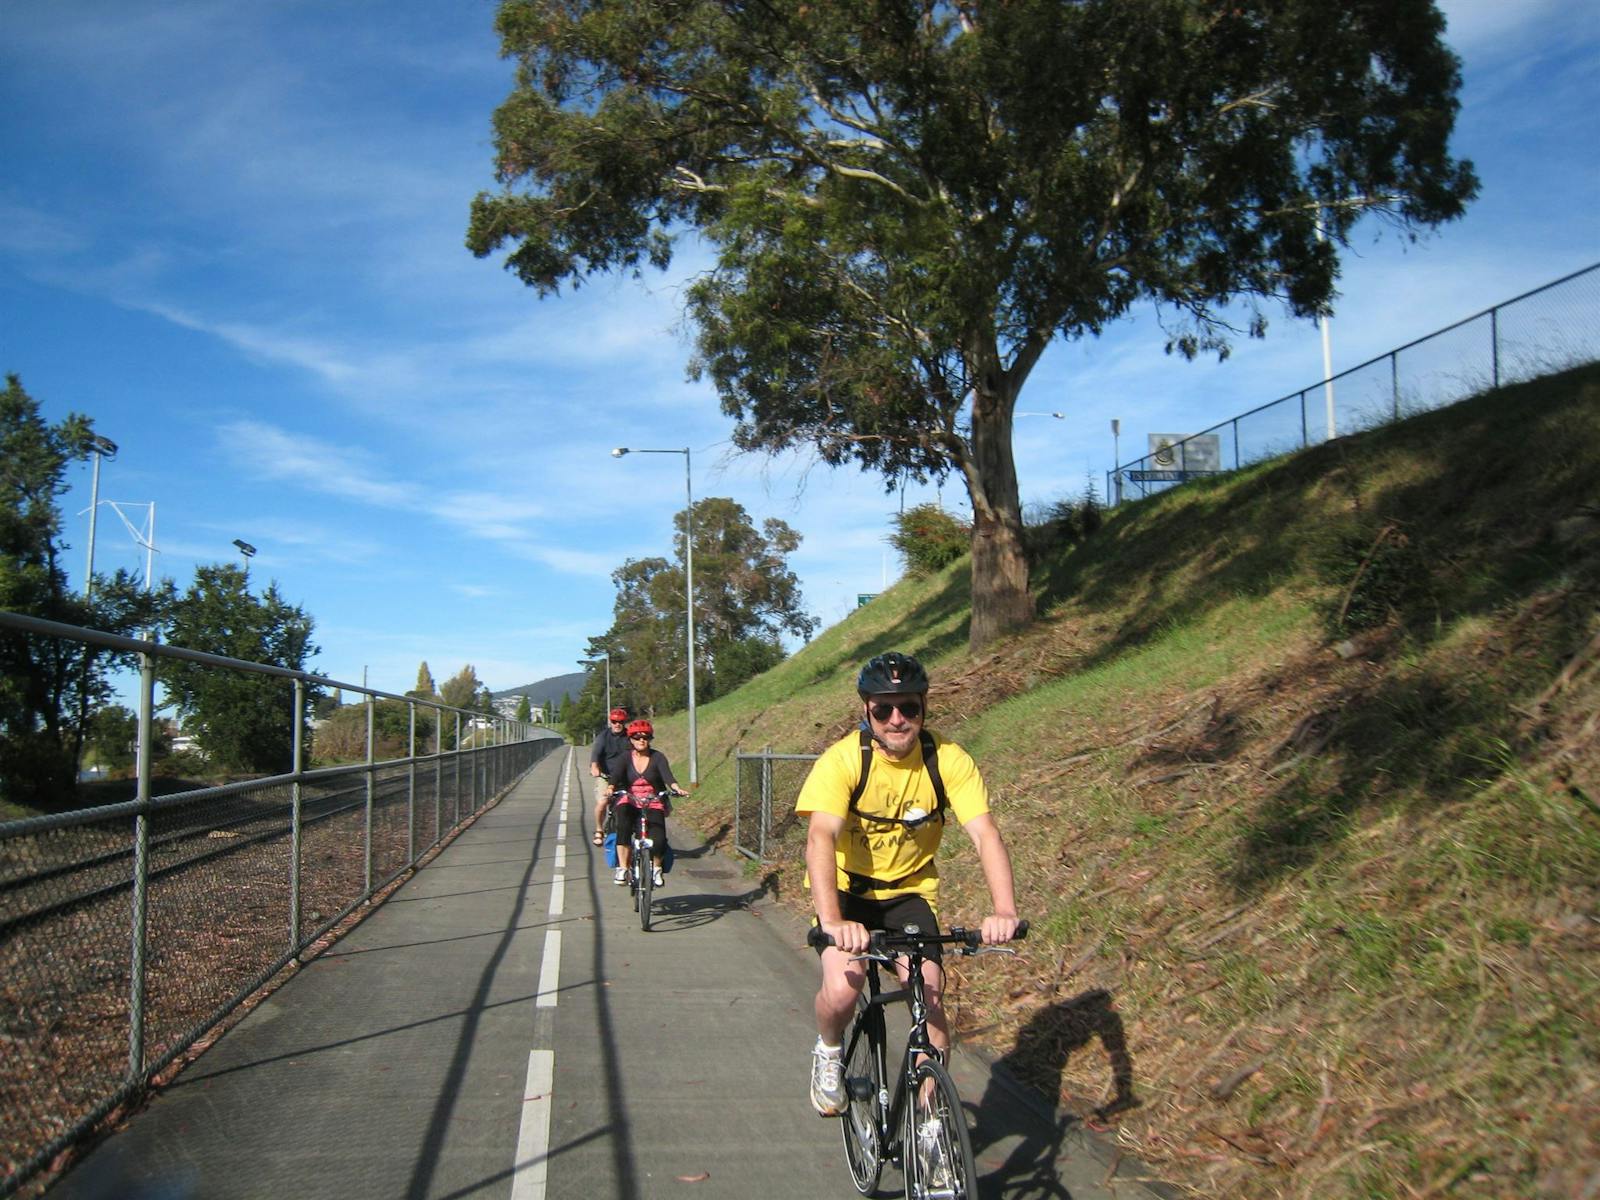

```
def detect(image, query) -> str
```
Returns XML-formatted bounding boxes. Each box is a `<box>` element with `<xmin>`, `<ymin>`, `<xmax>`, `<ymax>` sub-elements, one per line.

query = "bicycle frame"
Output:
<box><xmin>845</xmin><ymin>939</ymin><xmax>940</xmax><ymax>1165</ymax></box>
<box><xmin>815</xmin><ymin>921</ymin><xmax>1028</xmax><ymax>1198</ymax></box>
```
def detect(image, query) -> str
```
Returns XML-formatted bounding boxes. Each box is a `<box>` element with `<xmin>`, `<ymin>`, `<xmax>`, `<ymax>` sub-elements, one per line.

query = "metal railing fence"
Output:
<box><xmin>1109</xmin><ymin>261</ymin><xmax>1600</xmax><ymax>504</ymax></box>
<box><xmin>0</xmin><ymin>610</ymin><xmax>561</xmax><ymax>1198</ymax></box>
<box><xmin>733</xmin><ymin>747</ymin><xmax>819</xmax><ymax>862</ymax></box>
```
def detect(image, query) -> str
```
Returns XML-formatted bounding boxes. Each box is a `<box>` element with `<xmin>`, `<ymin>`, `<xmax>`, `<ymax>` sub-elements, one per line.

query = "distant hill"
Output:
<box><xmin>492</xmin><ymin>672</ymin><xmax>589</xmax><ymax>710</ymax></box>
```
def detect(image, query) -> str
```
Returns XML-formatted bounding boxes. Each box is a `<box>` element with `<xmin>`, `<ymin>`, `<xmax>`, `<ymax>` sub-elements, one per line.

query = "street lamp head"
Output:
<box><xmin>89</xmin><ymin>434</ymin><xmax>119</xmax><ymax>457</ymax></box>
<box><xmin>232</xmin><ymin>539</ymin><xmax>257</xmax><ymax>559</ymax></box>
<box><xmin>611</xmin><ymin>447</ymin><xmax>629</xmax><ymax>458</ymax></box>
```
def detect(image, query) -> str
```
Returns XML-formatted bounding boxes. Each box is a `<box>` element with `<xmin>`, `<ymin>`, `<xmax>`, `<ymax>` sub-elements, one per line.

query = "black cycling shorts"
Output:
<box><xmin>613</xmin><ymin>801</ymin><xmax>667</xmax><ymax>852</ymax></box>
<box><xmin>815</xmin><ymin>892</ymin><xmax>944</xmax><ymax>965</ymax></box>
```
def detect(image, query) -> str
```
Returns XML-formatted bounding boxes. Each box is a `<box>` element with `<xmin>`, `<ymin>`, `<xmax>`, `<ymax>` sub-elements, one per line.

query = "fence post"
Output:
<box><xmin>1299</xmin><ymin>390</ymin><xmax>1309</xmax><ymax>447</ymax></box>
<box><xmin>290</xmin><ymin>678</ymin><xmax>304</xmax><ymax>952</ymax></box>
<box><xmin>364</xmin><ymin>693</ymin><xmax>375</xmax><ymax>895</ymax></box>
<box><xmin>434</xmin><ymin>706</ymin><xmax>442</xmax><ymax>847</ymax></box>
<box><xmin>127</xmin><ymin>651</ymin><xmax>156</xmax><ymax>1082</ymax></box>
<box><xmin>407</xmin><ymin>701</ymin><xmax>417</xmax><ymax>865</ymax></box>
<box><xmin>1491</xmin><ymin>306</ymin><xmax>1501</xmax><ymax>389</ymax></box>
<box><xmin>733</xmin><ymin>753</ymin><xmax>743</xmax><ymax>855</ymax></box>
<box><xmin>1392</xmin><ymin>352</ymin><xmax>1400</xmax><ymax>420</ymax></box>
<box><xmin>759</xmin><ymin>745</ymin><xmax>773</xmax><ymax>861</ymax></box>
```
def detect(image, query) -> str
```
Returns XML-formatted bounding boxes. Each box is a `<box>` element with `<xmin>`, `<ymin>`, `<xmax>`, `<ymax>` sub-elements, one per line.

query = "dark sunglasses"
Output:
<box><xmin>868</xmin><ymin>699</ymin><xmax>922</xmax><ymax>722</ymax></box>
<box><xmin>630</xmin><ymin>733</ymin><xmax>653</xmax><ymax>741</ymax></box>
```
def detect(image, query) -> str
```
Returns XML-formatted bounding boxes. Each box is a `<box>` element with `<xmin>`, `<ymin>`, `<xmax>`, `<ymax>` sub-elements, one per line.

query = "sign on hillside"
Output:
<box><xmin>1131</xmin><ymin>433</ymin><xmax>1223</xmax><ymax>482</ymax></box>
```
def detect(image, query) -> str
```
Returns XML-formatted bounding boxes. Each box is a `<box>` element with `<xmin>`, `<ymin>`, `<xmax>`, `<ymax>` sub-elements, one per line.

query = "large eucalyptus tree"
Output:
<box><xmin>468</xmin><ymin>0</ymin><xmax>1477</xmax><ymax>649</ymax></box>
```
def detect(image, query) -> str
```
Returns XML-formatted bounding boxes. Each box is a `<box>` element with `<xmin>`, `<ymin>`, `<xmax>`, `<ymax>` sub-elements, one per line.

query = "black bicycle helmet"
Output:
<box><xmin>856</xmin><ymin>652</ymin><xmax>929</xmax><ymax>697</ymax></box>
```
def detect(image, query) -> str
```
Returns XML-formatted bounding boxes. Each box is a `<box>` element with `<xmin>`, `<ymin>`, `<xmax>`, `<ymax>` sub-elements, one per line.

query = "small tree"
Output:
<box><xmin>160</xmin><ymin>564</ymin><xmax>319</xmax><ymax>774</ymax></box>
<box><xmin>890</xmin><ymin>504</ymin><xmax>972</xmax><ymax>577</ymax></box>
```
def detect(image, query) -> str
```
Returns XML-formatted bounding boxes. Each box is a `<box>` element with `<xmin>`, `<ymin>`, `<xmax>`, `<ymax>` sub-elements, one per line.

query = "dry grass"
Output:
<box><xmin>663</xmin><ymin>364</ymin><xmax>1600</xmax><ymax>1199</ymax></box>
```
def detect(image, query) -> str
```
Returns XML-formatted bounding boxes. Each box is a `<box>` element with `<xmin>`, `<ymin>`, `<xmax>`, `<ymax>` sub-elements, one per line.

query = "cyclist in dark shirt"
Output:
<box><xmin>589</xmin><ymin>707</ymin><xmax>632</xmax><ymax>846</ymax></box>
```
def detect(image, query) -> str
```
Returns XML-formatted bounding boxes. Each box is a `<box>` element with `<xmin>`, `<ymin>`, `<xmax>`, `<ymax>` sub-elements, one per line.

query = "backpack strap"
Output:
<box><xmin>847</xmin><ymin>727</ymin><xmax>947</xmax><ymax>828</ymax></box>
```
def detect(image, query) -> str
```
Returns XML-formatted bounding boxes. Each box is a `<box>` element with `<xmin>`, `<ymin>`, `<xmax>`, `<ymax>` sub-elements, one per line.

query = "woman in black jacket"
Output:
<box><xmin>608</xmin><ymin>719</ymin><xmax>688</xmax><ymax>887</ymax></box>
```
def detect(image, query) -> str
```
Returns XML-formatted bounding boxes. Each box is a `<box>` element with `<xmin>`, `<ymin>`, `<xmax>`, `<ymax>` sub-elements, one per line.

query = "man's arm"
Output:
<box><xmin>962</xmin><ymin>811</ymin><xmax>1020</xmax><ymax>945</ymax></box>
<box><xmin>805</xmin><ymin>811</ymin><xmax>869</xmax><ymax>953</ymax></box>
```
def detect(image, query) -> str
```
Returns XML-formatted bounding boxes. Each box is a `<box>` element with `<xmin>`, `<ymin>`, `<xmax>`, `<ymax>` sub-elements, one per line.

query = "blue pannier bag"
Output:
<box><xmin>603</xmin><ymin>831</ymin><xmax>618</xmax><ymax>868</ymax></box>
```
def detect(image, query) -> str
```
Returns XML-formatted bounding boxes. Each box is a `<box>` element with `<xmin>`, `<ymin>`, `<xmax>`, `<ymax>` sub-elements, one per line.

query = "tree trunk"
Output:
<box><xmin>964</xmin><ymin>379</ymin><xmax>1034</xmax><ymax>652</ymax></box>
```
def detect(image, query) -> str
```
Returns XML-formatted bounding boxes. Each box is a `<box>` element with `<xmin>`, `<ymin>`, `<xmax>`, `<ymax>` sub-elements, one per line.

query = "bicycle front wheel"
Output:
<box><xmin>639</xmin><ymin>862</ymin><xmax>653</xmax><ymax>931</ymax></box>
<box><xmin>630</xmin><ymin>859</ymin><xmax>641</xmax><ymax>912</ymax></box>
<box><xmin>903</xmin><ymin>1057</ymin><xmax>977</xmax><ymax>1200</ymax></box>
<box><xmin>840</xmin><ymin>997</ymin><xmax>885</xmax><ymax>1195</ymax></box>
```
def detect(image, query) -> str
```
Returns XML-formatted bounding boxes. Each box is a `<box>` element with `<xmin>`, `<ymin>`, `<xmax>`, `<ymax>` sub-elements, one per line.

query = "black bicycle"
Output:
<box><xmin>808</xmin><ymin>921</ymin><xmax>1028</xmax><ymax>1199</ymax></box>
<box><xmin>613</xmin><ymin>789</ymin><xmax>669</xmax><ymax>932</ymax></box>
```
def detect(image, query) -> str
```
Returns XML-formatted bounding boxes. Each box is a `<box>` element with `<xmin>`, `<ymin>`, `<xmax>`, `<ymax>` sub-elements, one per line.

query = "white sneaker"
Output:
<box><xmin>613</xmin><ymin>866</ymin><xmax>628</xmax><ymax>884</ymax></box>
<box><xmin>810</xmin><ymin>1039</ymin><xmax>845</xmax><ymax>1116</ymax></box>
<box><xmin>652</xmin><ymin>866</ymin><xmax>664</xmax><ymax>887</ymax></box>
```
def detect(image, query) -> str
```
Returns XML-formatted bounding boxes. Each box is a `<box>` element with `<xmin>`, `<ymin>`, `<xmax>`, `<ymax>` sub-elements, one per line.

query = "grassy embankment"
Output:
<box><xmin>651</xmin><ymin>363</ymin><xmax>1600</xmax><ymax>1198</ymax></box>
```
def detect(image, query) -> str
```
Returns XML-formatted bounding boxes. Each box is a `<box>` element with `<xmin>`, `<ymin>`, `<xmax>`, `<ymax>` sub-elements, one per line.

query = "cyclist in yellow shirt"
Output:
<box><xmin>797</xmin><ymin>651</ymin><xmax>1020</xmax><ymax>1116</ymax></box>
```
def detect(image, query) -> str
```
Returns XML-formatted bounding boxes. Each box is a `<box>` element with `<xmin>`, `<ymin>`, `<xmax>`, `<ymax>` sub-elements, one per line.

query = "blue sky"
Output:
<box><xmin>3</xmin><ymin>1</ymin><xmax>1596</xmax><ymax>698</ymax></box>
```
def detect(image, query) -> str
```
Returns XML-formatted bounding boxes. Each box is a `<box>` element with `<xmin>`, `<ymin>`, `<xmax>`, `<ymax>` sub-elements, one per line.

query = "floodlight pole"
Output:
<box><xmin>83</xmin><ymin>435</ymin><xmax>118</xmax><ymax>606</ymax></box>
<box><xmin>611</xmin><ymin>446</ymin><xmax>697</xmax><ymax>783</ymax></box>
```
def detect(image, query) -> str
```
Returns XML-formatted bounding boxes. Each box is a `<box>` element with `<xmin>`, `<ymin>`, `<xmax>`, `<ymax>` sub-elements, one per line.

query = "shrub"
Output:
<box><xmin>890</xmin><ymin>503</ymin><xmax>971</xmax><ymax>575</ymax></box>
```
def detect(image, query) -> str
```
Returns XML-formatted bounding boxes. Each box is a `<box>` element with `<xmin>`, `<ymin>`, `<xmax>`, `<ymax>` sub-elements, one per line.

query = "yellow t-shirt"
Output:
<box><xmin>794</xmin><ymin>728</ymin><xmax>989</xmax><ymax>903</ymax></box>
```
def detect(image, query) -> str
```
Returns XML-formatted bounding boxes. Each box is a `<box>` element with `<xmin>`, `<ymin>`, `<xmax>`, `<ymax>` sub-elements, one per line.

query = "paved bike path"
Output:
<box><xmin>46</xmin><ymin>748</ymin><xmax>1167</xmax><ymax>1200</ymax></box>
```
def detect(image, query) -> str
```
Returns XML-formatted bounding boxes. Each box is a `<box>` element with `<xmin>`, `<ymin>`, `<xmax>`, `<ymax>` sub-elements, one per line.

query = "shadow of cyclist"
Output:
<box><xmin>965</xmin><ymin>989</ymin><xmax>1141</xmax><ymax>1199</ymax></box>
<box><xmin>638</xmin><ymin>873</ymin><xmax>779</xmax><ymax>933</ymax></box>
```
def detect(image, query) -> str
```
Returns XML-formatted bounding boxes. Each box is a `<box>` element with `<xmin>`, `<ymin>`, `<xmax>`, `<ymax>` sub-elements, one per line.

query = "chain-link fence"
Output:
<box><xmin>0</xmin><ymin>610</ymin><xmax>561</xmax><ymax>1198</ymax></box>
<box><xmin>733</xmin><ymin>748</ymin><xmax>819</xmax><ymax>863</ymax></box>
<box><xmin>1111</xmin><ymin>261</ymin><xmax>1600</xmax><ymax>503</ymax></box>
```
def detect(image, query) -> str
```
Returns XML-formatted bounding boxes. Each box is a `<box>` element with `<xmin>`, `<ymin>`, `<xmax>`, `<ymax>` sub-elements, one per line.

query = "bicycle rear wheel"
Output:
<box><xmin>840</xmin><ymin>998</ymin><xmax>885</xmax><ymax>1195</ymax></box>
<box><xmin>903</xmin><ymin>1057</ymin><xmax>976</xmax><ymax>1200</ymax></box>
<box><xmin>639</xmin><ymin>860</ymin><xmax>654</xmax><ymax>930</ymax></box>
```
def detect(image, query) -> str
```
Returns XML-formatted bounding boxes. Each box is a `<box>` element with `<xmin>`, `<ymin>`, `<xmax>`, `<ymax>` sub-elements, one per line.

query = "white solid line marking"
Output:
<box><xmin>511</xmin><ymin>1049</ymin><xmax>554</xmax><ymax>1200</ymax></box>
<box><xmin>536</xmin><ymin>931</ymin><xmax>561</xmax><ymax>1007</ymax></box>
<box><xmin>550</xmin><ymin>875</ymin><xmax>564</xmax><ymax>916</ymax></box>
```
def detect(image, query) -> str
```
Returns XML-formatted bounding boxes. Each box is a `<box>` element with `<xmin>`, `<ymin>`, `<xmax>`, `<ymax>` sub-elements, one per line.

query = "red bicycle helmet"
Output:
<box><xmin>608</xmin><ymin>707</ymin><xmax>629</xmax><ymax>722</ymax></box>
<box><xmin>626</xmin><ymin>719</ymin><xmax>654</xmax><ymax>739</ymax></box>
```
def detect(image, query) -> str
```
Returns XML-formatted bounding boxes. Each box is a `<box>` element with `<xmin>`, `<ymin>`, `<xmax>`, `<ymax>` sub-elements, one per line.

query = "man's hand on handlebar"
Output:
<box><xmin>819</xmin><ymin>919</ymin><xmax>871</xmax><ymax>955</ymax></box>
<box><xmin>980</xmin><ymin>913</ymin><xmax>1022</xmax><ymax>946</ymax></box>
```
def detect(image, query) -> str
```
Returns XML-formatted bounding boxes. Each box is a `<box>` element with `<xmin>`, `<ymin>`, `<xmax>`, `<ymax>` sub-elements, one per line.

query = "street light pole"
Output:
<box><xmin>233</xmin><ymin>539</ymin><xmax>257</xmax><ymax>576</ymax></box>
<box><xmin>611</xmin><ymin>445</ymin><xmax>697</xmax><ymax>783</ymax></box>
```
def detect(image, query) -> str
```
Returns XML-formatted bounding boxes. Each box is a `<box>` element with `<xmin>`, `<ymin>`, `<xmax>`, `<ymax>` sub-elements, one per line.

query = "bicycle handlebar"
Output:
<box><xmin>806</xmin><ymin>920</ymin><xmax>1028</xmax><ymax>954</ymax></box>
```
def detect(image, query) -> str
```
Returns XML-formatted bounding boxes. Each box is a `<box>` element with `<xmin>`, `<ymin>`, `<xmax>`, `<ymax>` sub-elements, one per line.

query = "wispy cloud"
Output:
<box><xmin>213</xmin><ymin>418</ymin><xmax>607</xmax><ymax>573</ymax></box>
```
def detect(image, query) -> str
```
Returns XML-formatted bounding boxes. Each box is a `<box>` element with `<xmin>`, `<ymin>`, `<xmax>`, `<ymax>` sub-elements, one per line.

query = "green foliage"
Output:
<box><xmin>159</xmin><ymin>564</ymin><xmax>319</xmax><ymax>774</ymax></box>
<box><xmin>312</xmin><ymin>697</ymin><xmax>432</xmax><ymax>763</ymax></box>
<box><xmin>0</xmin><ymin>374</ymin><xmax>166</xmax><ymax>808</ymax></box>
<box><xmin>470</xmin><ymin>0</ymin><xmax>1478</xmax><ymax>650</ymax></box>
<box><xmin>515</xmin><ymin>694</ymin><xmax>532</xmax><ymax>722</ymax></box>
<box><xmin>1025</xmin><ymin>482</ymin><xmax>1105</xmax><ymax>556</ymax></box>
<box><xmin>409</xmin><ymin>661</ymin><xmax>436</xmax><ymax>698</ymax></box>
<box><xmin>889</xmin><ymin>503</ymin><xmax>971</xmax><ymax>577</ymax></box>
<box><xmin>84</xmin><ymin>704</ymin><xmax>140</xmax><ymax>775</ymax></box>
<box><xmin>576</xmin><ymin>497</ymin><xmax>815</xmax><ymax>722</ymax></box>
